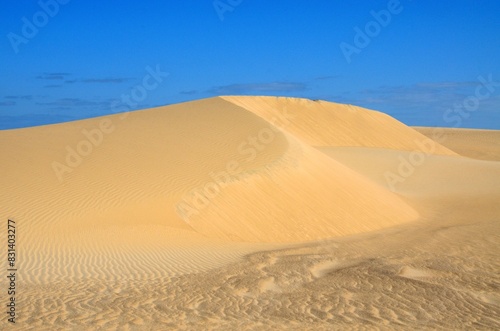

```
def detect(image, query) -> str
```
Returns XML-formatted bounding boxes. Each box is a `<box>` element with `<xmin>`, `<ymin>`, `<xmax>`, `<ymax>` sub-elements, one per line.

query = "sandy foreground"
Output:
<box><xmin>0</xmin><ymin>96</ymin><xmax>499</xmax><ymax>330</ymax></box>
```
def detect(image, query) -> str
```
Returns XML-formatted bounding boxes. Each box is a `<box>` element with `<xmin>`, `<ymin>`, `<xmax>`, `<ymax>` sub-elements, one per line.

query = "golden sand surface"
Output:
<box><xmin>0</xmin><ymin>96</ymin><xmax>498</xmax><ymax>330</ymax></box>
<box><xmin>414</xmin><ymin>126</ymin><xmax>500</xmax><ymax>161</ymax></box>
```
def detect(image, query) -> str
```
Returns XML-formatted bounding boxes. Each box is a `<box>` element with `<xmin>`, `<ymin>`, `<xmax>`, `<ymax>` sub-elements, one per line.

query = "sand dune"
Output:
<box><xmin>1</xmin><ymin>96</ymin><xmax>499</xmax><ymax>329</ymax></box>
<box><xmin>414</xmin><ymin>126</ymin><xmax>500</xmax><ymax>161</ymax></box>
<box><xmin>0</xmin><ymin>97</ymin><xmax>418</xmax><ymax>247</ymax></box>
<box><xmin>318</xmin><ymin>146</ymin><xmax>500</xmax><ymax>198</ymax></box>
<box><xmin>223</xmin><ymin>96</ymin><xmax>457</xmax><ymax>155</ymax></box>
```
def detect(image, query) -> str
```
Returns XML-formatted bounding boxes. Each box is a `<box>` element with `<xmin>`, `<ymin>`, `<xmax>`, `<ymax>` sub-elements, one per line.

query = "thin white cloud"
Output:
<box><xmin>209</xmin><ymin>82</ymin><xmax>307</xmax><ymax>94</ymax></box>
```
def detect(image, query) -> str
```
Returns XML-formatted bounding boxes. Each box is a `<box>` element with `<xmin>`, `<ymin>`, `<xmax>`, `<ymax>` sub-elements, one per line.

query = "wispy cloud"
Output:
<box><xmin>209</xmin><ymin>82</ymin><xmax>307</xmax><ymax>95</ymax></box>
<box><xmin>329</xmin><ymin>79</ymin><xmax>500</xmax><ymax>128</ymax></box>
<box><xmin>4</xmin><ymin>95</ymin><xmax>33</xmax><ymax>100</ymax></box>
<box><xmin>36</xmin><ymin>73</ymin><xmax>71</xmax><ymax>80</ymax></box>
<box><xmin>334</xmin><ymin>81</ymin><xmax>489</xmax><ymax>110</ymax></box>
<box><xmin>414</xmin><ymin>81</ymin><xmax>477</xmax><ymax>89</ymax></box>
<box><xmin>81</xmin><ymin>78</ymin><xmax>132</xmax><ymax>84</ymax></box>
<box><xmin>35</xmin><ymin>98</ymin><xmax>110</xmax><ymax>109</ymax></box>
<box><xmin>315</xmin><ymin>75</ymin><xmax>338</xmax><ymax>81</ymax></box>
<box><xmin>36</xmin><ymin>73</ymin><xmax>131</xmax><ymax>84</ymax></box>
<box><xmin>0</xmin><ymin>101</ymin><xmax>16</xmax><ymax>106</ymax></box>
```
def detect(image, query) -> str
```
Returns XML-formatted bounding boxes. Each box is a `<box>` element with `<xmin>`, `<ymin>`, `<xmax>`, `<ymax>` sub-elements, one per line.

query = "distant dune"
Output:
<box><xmin>414</xmin><ymin>126</ymin><xmax>500</xmax><ymax>161</ymax></box>
<box><xmin>1</xmin><ymin>96</ymin><xmax>499</xmax><ymax>329</ymax></box>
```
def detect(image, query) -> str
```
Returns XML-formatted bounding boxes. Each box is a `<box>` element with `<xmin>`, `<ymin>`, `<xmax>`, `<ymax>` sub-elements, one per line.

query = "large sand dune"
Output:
<box><xmin>1</xmin><ymin>96</ymin><xmax>499</xmax><ymax>329</ymax></box>
<box><xmin>0</xmin><ymin>97</ymin><xmax>418</xmax><ymax>246</ymax></box>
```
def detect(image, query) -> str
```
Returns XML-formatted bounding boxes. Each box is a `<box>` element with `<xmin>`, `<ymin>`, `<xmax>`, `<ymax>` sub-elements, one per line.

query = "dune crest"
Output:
<box><xmin>222</xmin><ymin>96</ymin><xmax>457</xmax><ymax>155</ymax></box>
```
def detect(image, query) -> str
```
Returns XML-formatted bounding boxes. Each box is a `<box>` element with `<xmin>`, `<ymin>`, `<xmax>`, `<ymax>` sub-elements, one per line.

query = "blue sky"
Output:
<box><xmin>1</xmin><ymin>0</ymin><xmax>499</xmax><ymax>129</ymax></box>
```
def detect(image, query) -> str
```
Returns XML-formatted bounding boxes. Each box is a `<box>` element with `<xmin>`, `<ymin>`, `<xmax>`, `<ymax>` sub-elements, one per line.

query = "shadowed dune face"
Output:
<box><xmin>181</xmin><ymin>138</ymin><xmax>419</xmax><ymax>242</ymax></box>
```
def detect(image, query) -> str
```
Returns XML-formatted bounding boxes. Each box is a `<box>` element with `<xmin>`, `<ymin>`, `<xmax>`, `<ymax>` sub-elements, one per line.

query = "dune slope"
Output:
<box><xmin>222</xmin><ymin>96</ymin><xmax>457</xmax><ymax>155</ymax></box>
<box><xmin>0</xmin><ymin>97</ymin><xmax>419</xmax><ymax>283</ymax></box>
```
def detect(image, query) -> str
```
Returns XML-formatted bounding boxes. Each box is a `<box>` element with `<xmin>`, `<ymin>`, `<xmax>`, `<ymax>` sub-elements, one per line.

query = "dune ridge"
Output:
<box><xmin>222</xmin><ymin>96</ymin><xmax>457</xmax><ymax>155</ymax></box>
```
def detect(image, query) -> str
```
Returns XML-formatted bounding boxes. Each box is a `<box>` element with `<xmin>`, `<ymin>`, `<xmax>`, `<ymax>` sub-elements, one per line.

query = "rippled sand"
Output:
<box><xmin>1</xmin><ymin>96</ymin><xmax>498</xmax><ymax>330</ymax></box>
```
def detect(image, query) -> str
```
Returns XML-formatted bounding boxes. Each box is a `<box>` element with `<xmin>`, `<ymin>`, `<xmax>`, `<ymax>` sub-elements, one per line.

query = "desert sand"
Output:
<box><xmin>414</xmin><ymin>126</ymin><xmax>500</xmax><ymax>162</ymax></box>
<box><xmin>0</xmin><ymin>96</ymin><xmax>499</xmax><ymax>330</ymax></box>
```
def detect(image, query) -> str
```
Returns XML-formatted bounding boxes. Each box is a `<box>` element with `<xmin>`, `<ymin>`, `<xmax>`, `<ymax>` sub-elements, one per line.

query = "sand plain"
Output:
<box><xmin>0</xmin><ymin>96</ymin><xmax>498</xmax><ymax>330</ymax></box>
